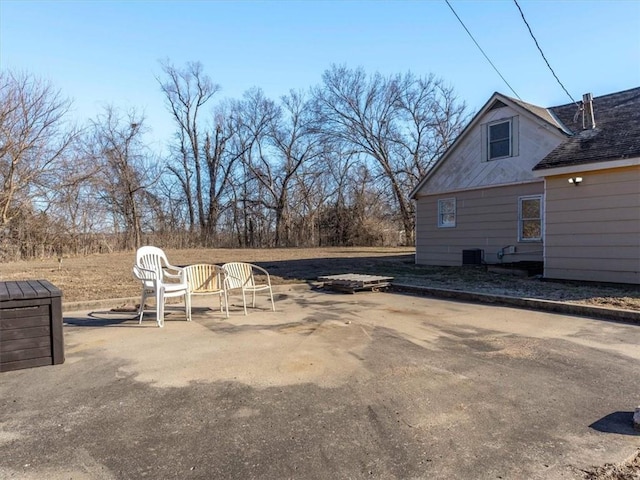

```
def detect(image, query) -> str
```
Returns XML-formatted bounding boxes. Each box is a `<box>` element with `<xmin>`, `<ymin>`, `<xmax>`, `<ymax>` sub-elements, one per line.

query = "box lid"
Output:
<box><xmin>0</xmin><ymin>280</ymin><xmax>62</xmax><ymax>302</ymax></box>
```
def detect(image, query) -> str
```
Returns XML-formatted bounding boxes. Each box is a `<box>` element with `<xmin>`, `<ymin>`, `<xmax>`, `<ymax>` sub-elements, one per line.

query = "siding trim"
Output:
<box><xmin>533</xmin><ymin>156</ymin><xmax>640</xmax><ymax>177</ymax></box>
<box><xmin>413</xmin><ymin>179</ymin><xmax>543</xmax><ymax>199</ymax></box>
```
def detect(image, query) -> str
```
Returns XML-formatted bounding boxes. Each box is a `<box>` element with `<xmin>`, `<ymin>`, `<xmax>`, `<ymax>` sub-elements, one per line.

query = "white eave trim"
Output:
<box><xmin>412</xmin><ymin>179</ymin><xmax>543</xmax><ymax>199</ymax></box>
<box><xmin>532</xmin><ymin>156</ymin><xmax>640</xmax><ymax>177</ymax></box>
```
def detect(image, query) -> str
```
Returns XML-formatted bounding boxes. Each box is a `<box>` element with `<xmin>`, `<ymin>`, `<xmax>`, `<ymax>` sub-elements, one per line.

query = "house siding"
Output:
<box><xmin>544</xmin><ymin>166</ymin><xmax>640</xmax><ymax>284</ymax></box>
<box><xmin>415</xmin><ymin>182</ymin><xmax>544</xmax><ymax>266</ymax></box>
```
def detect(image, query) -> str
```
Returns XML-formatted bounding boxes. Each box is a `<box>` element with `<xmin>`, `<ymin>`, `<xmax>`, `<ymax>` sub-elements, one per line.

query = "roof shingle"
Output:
<box><xmin>533</xmin><ymin>87</ymin><xmax>640</xmax><ymax>171</ymax></box>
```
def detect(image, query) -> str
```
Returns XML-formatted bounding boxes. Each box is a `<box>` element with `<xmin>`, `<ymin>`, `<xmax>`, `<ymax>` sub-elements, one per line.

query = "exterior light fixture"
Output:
<box><xmin>568</xmin><ymin>177</ymin><xmax>583</xmax><ymax>186</ymax></box>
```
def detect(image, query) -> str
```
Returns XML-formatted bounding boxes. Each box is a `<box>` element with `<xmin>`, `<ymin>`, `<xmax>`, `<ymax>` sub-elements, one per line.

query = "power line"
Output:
<box><xmin>444</xmin><ymin>0</ymin><xmax>522</xmax><ymax>100</ymax></box>
<box><xmin>513</xmin><ymin>0</ymin><xmax>579</xmax><ymax>106</ymax></box>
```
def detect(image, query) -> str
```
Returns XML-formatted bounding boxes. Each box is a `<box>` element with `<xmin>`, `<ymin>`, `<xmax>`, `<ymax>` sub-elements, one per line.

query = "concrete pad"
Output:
<box><xmin>1</xmin><ymin>287</ymin><xmax>639</xmax><ymax>479</ymax></box>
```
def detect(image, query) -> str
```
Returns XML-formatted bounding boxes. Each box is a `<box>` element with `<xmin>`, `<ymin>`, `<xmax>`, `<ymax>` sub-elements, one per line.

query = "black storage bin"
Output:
<box><xmin>0</xmin><ymin>280</ymin><xmax>64</xmax><ymax>372</ymax></box>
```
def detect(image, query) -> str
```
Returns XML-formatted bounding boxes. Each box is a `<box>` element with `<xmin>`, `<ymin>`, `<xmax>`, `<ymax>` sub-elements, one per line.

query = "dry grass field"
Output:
<box><xmin>1</xmin><ymin>247</ymin><xmax>639</xmax><ymax>311</ymax></box>
<box><xmin>1</xmin><ymin>247</ymin><xmax>414</xmax><ymax>303</ymax></box>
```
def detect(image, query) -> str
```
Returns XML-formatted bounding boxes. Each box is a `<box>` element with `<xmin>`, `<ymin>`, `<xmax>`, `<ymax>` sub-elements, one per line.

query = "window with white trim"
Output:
<box><xmin>518</xmin><ymin>195</ymin><xmax>543</xmax><ymax>241</ymax></box>
<box><xmin>481</xmin><ymin>116</ymin><xmax>519</xmax><ymax>162</ymax></box>
<box><xmin>488</xmin><ymin>119</ymin><xmax>511</xmax><ymax>159</ymax></box>
<box><xmin>438</xmin><ymin>198</ymin><xmax>456</xmax><ymax>228</ymax></box>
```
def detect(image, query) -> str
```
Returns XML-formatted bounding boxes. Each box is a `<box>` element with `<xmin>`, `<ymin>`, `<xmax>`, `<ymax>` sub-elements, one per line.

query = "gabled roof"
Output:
<box><xmin>410</xmin><ymin>87</ymin><xmax>640</xmax><ymax>199</ymax></box>
<box><xmin>533</xmin><ymin>87</ymin><xmax>640</xmax><ymax>170</ymax></box>
<box><xmin>409</xmin><ymin>92</ymin><xmax>568</xmax><ymax>199</ymax></box>
<box><xmin>508</xmin><ymin>97</ymin><xmax>572</xmax><ymax>135</ymax></box>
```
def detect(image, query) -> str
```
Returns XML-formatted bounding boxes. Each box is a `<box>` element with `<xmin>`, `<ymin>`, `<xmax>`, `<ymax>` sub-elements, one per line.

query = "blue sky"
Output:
<box><xmin>2</xmin><ymin>0</ymin><xmax>639</xmax><ymax>152</ymax></box>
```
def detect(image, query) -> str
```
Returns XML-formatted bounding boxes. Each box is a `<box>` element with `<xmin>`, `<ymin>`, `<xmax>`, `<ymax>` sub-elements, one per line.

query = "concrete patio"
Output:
<box><xmin>1</xmin><ymin>286</ymin><xmax>639</xmax><ymax>479</ymax></box>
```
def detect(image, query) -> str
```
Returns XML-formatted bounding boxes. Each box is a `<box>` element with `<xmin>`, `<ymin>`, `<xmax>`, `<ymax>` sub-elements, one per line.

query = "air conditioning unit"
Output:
<box><xmin>462</xmin><ymin>249</ymin><xmax>483</xmax><ymax>265</ymax></box>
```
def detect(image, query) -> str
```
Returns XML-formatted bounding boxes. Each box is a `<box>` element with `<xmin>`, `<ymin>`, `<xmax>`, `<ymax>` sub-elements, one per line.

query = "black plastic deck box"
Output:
<box><xmin>0</xmin><ymin>280</ymin><xmax>64</xmax><ymax>372</ymax></box>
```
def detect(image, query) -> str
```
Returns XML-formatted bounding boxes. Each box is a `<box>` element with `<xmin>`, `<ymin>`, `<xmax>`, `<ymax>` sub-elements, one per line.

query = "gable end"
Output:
<box><xmin>488</xmin><ymin>100</ymin><xmax>508</xmax><ymax>111</ymax></box>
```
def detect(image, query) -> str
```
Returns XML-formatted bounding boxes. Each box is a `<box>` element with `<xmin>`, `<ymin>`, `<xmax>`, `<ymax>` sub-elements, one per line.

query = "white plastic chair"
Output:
<box><xmin>222</xmin><ymin>262</ymin><xmax>275</xmax><ymax>315</ymax></box>
<box><xmin>183</xmin><ymin>264</ymin><xmax>229</xmax><ymax>318</ymax></box>
<box><xmin>132</xmin><ymin>246</ymin><xmax>191</xmax><ymax>327</ymax></box>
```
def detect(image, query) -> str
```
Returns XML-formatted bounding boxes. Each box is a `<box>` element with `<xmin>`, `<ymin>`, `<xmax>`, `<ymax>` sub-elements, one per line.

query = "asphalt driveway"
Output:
<box><xmin>1</xmin><ymin>287</ymin><xmax>639</xmax><ymax>479</ymax></box>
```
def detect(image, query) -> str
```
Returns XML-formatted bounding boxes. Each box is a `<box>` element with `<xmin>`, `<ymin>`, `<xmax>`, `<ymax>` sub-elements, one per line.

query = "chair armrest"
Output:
<box><xmin>214</xmin><ymin>265</ymin><xmax>228</xmax><ymax>283</ymax></box>
<box><xmin>133</xmin><ymin>265</ymin><xmax>159</xmax><ymax>281</ymax></box>
<box><xmin>163</xmin><ymin>264</ymin><xmax>185</xmax><ymax>282</ymax></box>
<box><xmin>164</xmin><ymin>262</ymin><xmax>182</xmax><ymax>273</ymax></box>
<box><xmin>250</xmin><ymin>264</ymin><xmax>271</xmax><ymax>284</ymax></box>
<box><xmin>224</xmin><ymin>273</ymin><xmax>246</xmax><ymax>290</ymax></box>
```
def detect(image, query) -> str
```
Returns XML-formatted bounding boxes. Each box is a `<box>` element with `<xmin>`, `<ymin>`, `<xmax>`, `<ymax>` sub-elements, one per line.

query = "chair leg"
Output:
<box><xmin>156</xmin><ymin>286</ymin><xmax>165</xmax><ymax>328</ymax></box>
<box><xmin>185</xmin><ymin>292</ymin><xmax>192</xmax><ymax>322</ymax></box>
<box><xmin>138</xmin><ymin>290</ymin><xmax>147</xmax><ymax>324</ymax></box>
<box><xmin>223</xmin><ymin>290</ymin><xmax>229</xmax><ymax>318</ymax></box>
<box><xmin>241</xmin><ymin>289</ymin><xmax>248</xmax><ymax>315</ymax></box>
<box><xmin>268</xmin><ymin>285</ymin><xmax>275</xmax><ymax>312</ymax></box>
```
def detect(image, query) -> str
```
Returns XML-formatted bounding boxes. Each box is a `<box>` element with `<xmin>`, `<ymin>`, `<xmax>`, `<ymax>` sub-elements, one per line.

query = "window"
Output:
<box><xmin>438</xmin><ymin>198</ymin><xmax>456</xmax><ymax>228</ymax></box>
<box><xmin>488</xmin><ymin>120</ymin><xmax>511</xmax><ymax>159</ymax></box>
<box><xmin>518</xmin><ymin>195</ymin><xmax>543</xmax><ymax>241</ymax></box>
<box><xmin>481</xmin><ymin>116</ymin><xmax>519</xmax><ymax>162</ymax></box>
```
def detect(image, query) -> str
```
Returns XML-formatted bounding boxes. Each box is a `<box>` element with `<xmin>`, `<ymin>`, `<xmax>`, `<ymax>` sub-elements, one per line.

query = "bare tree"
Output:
<box><xmin>0</xmin><ymin>70</ymin><xmax>76</xmax><ymax>232</ymax></box>
<box><xmin>288</xmin><ymin>165</ymin><xmax>328</xmax><ymax>247</ymax></box>
<box><xmin>392</xmin><ymin>75</ymin><xmax>469</xmax><ymax>191</ymax></box>
<box><xmin>158</xmin><ymin>61</ymin><xmax>220</xmax><ymax>238</ymax></box>
<box><xmin>45</xmin><ymin>143</ymin><xmax>106</xmax><ymax>255</ymax></box>
<box><xmin>316</xmin><ymin>141</ymin><xmax>361</xmax><ymax>246</ymax></box>
<box><xmin>86</xmin><ymin>106</ymin><xmax>155</xmax><ymax>249</ymax></box>
<box><xmin>199</xmin><ymin>102</ymin><xmax>249</xmax><ymax>244</ymax></box>
<box><xmin>228</xmin><ymin>88</ymin><xmax>280</xmax><ymax>247</ymax></box>
<box><xmin>242</xmin><ymin>90</ymin><xmax>323</xmax><ymax>247</ymax></box>
<box><xmin>313</xmin><ymin>65</ymin><xmax>468</xmax><ymax>243</ymax></box>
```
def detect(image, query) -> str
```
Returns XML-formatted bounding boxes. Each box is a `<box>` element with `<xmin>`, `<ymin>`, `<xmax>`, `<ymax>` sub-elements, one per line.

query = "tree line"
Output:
<box><xmin>0</xmin><ymin>62</ymin><xmax>469</xmax><ymax>261</ymax></box>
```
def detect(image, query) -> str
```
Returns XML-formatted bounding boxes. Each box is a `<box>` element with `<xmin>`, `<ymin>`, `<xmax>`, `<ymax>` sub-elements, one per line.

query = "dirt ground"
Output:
<box><xmin>581</xmin><ymin>449</ymin><xmax>640</xmax><ymax>480</ymax></box>
<box><xmin>1</xmin><ymin>247</ymin><xmax>638</xmax><ymax>310</ymax></box>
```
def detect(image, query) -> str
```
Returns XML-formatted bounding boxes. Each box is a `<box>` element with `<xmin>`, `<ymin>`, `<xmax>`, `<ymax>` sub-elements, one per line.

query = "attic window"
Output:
<box><xmin>481</xmin><ymin>116</ymin><xmax>519</xmax><ymax>162</ymax></box>
<box><xmin>488</xmin><ymin>120</ymin><xmax>511</xmax><ymax>159</ymax></box>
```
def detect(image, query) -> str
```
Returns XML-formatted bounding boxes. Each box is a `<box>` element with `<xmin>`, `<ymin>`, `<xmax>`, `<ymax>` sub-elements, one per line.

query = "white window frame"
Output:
<box><xmin>437</xmin><ymin>198</ymin><xmax>456</xmax><ymax>228</ymax></box>
<box><xmin>488</xmin><ymin>119</ymin><xmax>512</xmax><ymax>160</ymax></box>
<box><xmin>518</xmin><ymin>195</ymin><xmax>543</xmax><ymax>242</ymax></box>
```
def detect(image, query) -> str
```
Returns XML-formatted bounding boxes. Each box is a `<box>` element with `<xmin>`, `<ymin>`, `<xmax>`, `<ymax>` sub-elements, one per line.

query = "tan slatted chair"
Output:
<box><xmin>222</xmin><ymin>262</ymin><xmax>275</xmax><ymax>315</ymax></box>
<box><xmin>183</xmin><ymin>264</ymin><xmax>229</xmax><ymax>318</ymax></box>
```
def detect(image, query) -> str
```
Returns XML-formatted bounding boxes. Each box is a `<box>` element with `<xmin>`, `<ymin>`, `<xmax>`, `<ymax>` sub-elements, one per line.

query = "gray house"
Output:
<box><xmin>410</xmin><ymin>87</ymin><xmax>640</xmax><ymax>284</ymax></box>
